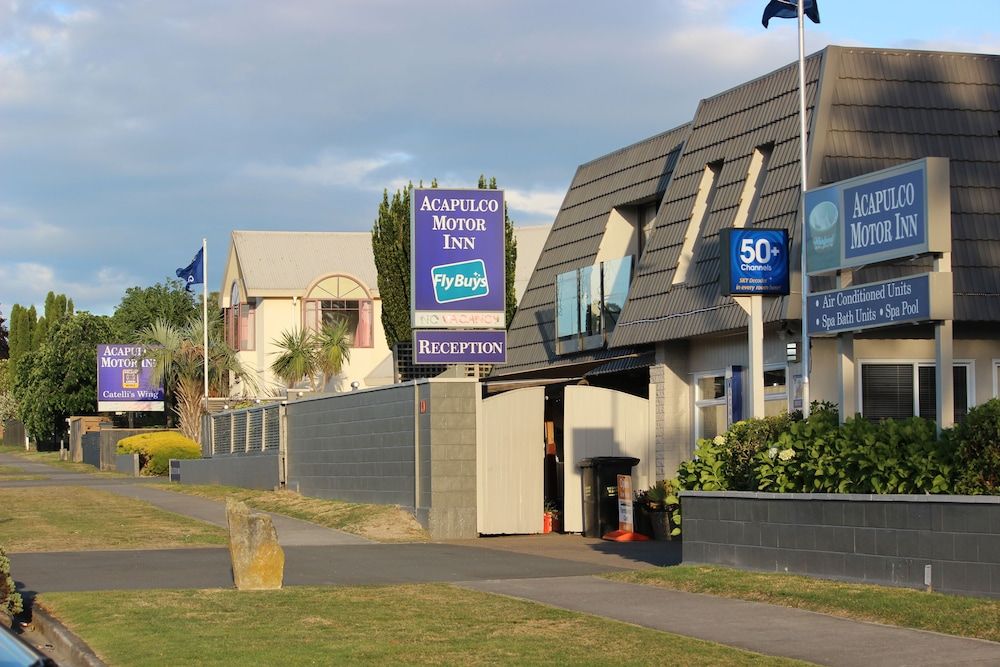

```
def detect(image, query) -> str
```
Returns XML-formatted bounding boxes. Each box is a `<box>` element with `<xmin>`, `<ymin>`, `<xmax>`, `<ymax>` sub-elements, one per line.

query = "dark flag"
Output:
<box><xmin>175</xmin><ymin>247</ymin><xmax>204</xmax><ymax>292</ymax></box>
<box><xmin>762</xmin><ymin>0</ymin><xmax>819</xmax><ymax>28</ymax></box>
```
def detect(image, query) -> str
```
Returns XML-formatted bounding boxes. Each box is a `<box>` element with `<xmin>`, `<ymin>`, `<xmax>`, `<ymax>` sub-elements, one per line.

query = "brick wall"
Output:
<box><xmin>682</xmin><ymin>491</ymin><xmax>1000</xmax><ymax>598</ymax></box>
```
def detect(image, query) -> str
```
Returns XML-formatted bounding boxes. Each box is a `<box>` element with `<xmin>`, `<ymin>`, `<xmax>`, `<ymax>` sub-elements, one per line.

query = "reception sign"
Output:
<box><xmin>806</xmin><ymin>273</ymin><xmax>953</xmax><ymax>336</ymax></box>
<box><xmin>413</xmin><ymin>330</ymin><xmax>507</xmax><ymax>364</ymax></box>
<box><xmin>411</xmin><ymin>188</ymin><xmax>506</xmax><ymax>329</ymax></box>
<box><xmin>97</xmin><ymin>345</ymin><xmax>164</xmax><ymax>411</ymax></box>
<box><xmin>804</xmin><ymin>158</ymin><xmax>950</xmax><ymax>275</ymax></box>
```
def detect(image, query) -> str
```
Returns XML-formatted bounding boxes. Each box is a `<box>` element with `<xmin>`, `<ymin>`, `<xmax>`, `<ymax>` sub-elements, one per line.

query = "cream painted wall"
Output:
<box><xmin>594</xmin><ymin>208</ymin><xmax>639</xmax><ymax>264</ymax></box>
<box><xmin>233</xmin><ymin>295</ymin><xmax>393</xmax><ymax>398</ymax></box>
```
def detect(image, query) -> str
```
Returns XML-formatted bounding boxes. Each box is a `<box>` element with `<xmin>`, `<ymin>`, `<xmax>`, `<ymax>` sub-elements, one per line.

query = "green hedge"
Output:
<box><xmin>679</xmin><ymin>399</ymin><xmax>1000</xmax><ymax>496</ymax></box>
<box><xmin>117</xmin><ymin>431</ymin><xmax>201</xmax><ymax>476</ymax></box>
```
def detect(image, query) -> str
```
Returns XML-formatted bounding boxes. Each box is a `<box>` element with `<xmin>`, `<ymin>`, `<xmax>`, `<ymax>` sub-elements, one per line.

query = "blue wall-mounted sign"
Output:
<box><xmin>720</xmin><ymin>229</ymin><xmax>789</xmax><ymax>296</ymax></box>
<box><xmin>804</xmin><ymin>158</ymin><xmax>951</xmax><ymax>275</ymax></box>
<box><xmin>413</xmin><ymin>330</ymin><xmax>507</xmax><ymax>364</ymax></box>
<box><xmin>411</xmin><ymin>188</ymin><xmax>506</xmax><ymax>329</ymax></box>
<box><xmin>806</xmin><ymin>273</ymin><xmax>953</xmax><ymax>336</ymax></box>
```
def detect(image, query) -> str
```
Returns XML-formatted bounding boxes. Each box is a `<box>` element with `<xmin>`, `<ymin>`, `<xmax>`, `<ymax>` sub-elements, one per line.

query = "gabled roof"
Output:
<box><xmin>499</xmin><ymin>126</ymin><xmax>690</xmax><ymax>376</ymax></box>
<box><xmin>499</xmin><ymin>45</ymin><xmax>1000</xmax><ymax>379</ymax></box>
<box><xmin>229</xmin><ymin>231</ymin><xmax>378</xmax><ymax>298</ymax></box>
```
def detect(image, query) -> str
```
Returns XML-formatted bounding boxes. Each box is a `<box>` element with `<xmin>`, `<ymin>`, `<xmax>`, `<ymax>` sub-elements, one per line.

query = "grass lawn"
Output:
<box><xmin>0</xmin><ymin>464</ymin><xmax>46</xmax><ymax>481</ymax></box>
<box><xmin>0</xmin><ymin>446</ymin><xmax>119</xmax><ymax>476</ymax></box>
<box><xmin>0</xmin><ymin>486</ymin><xmax>226</xmax><ymax>552</ymax></box>
<box><xmin>38</xmin><ymin>584</ymin><xmax>811</xmax><ymax>667</ymax></box>
<box><xmin>609</xmin><ymin>565</ymin><xmax>1000</xmax><ymax>643</ymax></box>
<box><xmin>157</xmin><ymin>483</ymin><xmax>429</xmax><ymax>542</ymax></box>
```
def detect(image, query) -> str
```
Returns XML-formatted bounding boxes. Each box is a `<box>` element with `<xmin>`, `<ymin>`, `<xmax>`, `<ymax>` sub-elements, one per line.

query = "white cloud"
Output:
<box><xmin>505</xmin><ymin>188</ymin><xmax>565</xmax><ymax>221</ymax></box>
<box><xmin>0</xmin><ymin>262</ymin><xmax>134</xmax><ymax>315</ymax></box>
<box><xmin>0</xmin><ymin>207</ymin><xmax>68</xmax><ymax>250</ymax></box>
<box><xmin>240</xmin><ymin>150</ymin><xmax>413</xmax><ymax>190</ymax></box>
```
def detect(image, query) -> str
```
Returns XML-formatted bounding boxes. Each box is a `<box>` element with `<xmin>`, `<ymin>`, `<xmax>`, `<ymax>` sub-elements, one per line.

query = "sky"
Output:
<box><xmin>2</xmin><ymin>0</ymin><xmax>999</xmax><ymax>316</ymax></box>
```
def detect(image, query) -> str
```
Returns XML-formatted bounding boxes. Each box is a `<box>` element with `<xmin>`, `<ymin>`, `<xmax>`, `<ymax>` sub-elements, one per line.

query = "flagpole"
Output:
<box><xmin>797</xmin><ymin>0</ymin><xmax>811</xmax><ymax>418</ymax></box>
<box><xmin>202</xmin><ymin>237</ymin><xmax>209</xmax><ymax>410</ymax></box>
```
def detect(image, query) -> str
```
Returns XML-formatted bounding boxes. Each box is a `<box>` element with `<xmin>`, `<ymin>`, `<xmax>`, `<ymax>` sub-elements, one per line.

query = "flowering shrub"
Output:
<box><xmin>117</xmin><ymin>431</ymin><xmax>201</xmax><ymax>476</ymax></box>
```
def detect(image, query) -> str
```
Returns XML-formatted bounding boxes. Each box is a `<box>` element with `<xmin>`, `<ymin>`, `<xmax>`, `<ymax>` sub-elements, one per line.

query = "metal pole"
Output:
<box><xmin>202</xmin><ymin>238</ymin><xmax>209</xmax><ymax>409</ymax></box>
<box><xmin>797</xmin><ymin>0</ymin><xmax>811</xmax><ymax>418</ymax></box>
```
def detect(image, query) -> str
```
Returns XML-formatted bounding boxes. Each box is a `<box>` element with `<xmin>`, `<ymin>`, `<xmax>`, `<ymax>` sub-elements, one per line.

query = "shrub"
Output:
<box><xmin>951</xmin><ymin>398</ymin><xmax>1000</xmax><ymax>494</ymax></box>
<box><xmin>0</xmin><ymin>546</ymin><xmax>23</xmax><ymax>616</ymax></box>
<box><xmin>117</xmin><ymin>431</ymin><xmax>200</xmax><ymax>476</ymax></box>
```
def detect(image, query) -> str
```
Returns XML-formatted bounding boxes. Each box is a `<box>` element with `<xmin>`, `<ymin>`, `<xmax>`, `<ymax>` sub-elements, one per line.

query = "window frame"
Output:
<box><xmin>763</xmin><ymin>363</ymin><xmax>789</xmax><ymax>416</ymax></box>
<box><xmin>693</xmin><ymin>369</ymin><xmax>728</xmax><ymax>443</ymax></box>
<box><xmin>857</xmin><ymin>359</ymin><xmax>975</xmax><ymax>422</ymax></box>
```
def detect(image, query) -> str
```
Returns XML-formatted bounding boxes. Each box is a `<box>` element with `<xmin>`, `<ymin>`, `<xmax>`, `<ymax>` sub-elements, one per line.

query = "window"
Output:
<box><xmin>303</xmin><ymin>275</ymin><xmax>373</xmax><ymax>348</ymax></box>
<box><xmin>225</xmin><ymin>282</ymin><xmax>255</xmax><ymax>351</ymax></box>
<box><xmin>994</xmin><ymin>360</ymin><xmax>1000</xmax><ymax>398</ymax></box>
<box><xmin>860</xmin><ymin>362</ymin><xmax>972</xmax><ymax>424</ymax></box>
<box><xmin>555</xmin><ymin>256</ymin><xmax>632</xmax><ymax>354</ymax></box>
<box><xmin>694</xmin><ymin>371</ymin><xmax>727</xmax><ymax>441</ymax></box>
<box><xmin>763</xmin><ymin>366</ymin><xmax>788</xmax><ymax>417</ymax></box>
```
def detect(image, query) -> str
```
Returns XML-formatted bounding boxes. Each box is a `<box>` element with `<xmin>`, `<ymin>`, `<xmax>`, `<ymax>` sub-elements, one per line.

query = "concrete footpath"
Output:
<box><xmin>4</xmin><ymin>453</ymin><xmax>1000</xmax><ymax>666</ymax></box>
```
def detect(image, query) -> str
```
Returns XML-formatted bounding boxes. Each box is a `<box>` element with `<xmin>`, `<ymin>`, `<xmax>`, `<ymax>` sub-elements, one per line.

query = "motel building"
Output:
<box><xmin>485</xmin><ymin>45</ymin><xmax>1000</xmax><ymax>535</ymax></box>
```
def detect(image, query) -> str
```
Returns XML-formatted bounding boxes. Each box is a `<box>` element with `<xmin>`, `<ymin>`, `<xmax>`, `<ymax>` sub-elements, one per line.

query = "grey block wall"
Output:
<box><xmin>178</xmin><ymin>454</ymin><xmax>279</xmax><ymax>490</ymax></box>
<box><xmin>286</xmin><ymin>383</ymin><xmax>418</xmax><ymax>508</ymax></box>
<box><xmin>116</xmin><ymin>453</ymin><xmax>140</xmax><ymax>476</ymax></box>
<box><xmin>422</xmin><ymin>381</ymin><xmax>477</xmax><ymax>539</ymax></box>
<box><xmin>682</xmin><ymin>491</ymin><xmax>1000</xmax><ymax>598</ymax></box>
<box><xmin>82</xmin><ymin>439</ymin><xmax>101</xmax><ymax>468</ymax></box>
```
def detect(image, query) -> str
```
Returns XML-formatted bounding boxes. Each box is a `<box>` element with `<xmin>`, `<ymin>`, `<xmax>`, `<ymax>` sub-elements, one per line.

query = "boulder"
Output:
<box><xmin>225</xmin><ymin>498</ymin><xmax>285</xmax><ymax>590</ymax></box>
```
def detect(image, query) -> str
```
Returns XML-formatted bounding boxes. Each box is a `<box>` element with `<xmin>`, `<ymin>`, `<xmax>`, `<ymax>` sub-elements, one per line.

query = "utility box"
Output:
<box><xmin>578</xmin><ymin>456</ymin><xmax>640</xmax><ymax>538</ymax></box>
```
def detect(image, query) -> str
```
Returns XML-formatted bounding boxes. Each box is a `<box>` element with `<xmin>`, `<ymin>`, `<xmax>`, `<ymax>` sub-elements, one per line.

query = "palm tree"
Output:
<box><xmin>140</xmin><ymin>315</ymin><xmax>253</xmax><ymax>443</ymax></box>
<box><xmin>315</xmin><ymin>319</ymin><xmax>352</xmax><ymax>390</ymax></box>
<box><xmin>270</xmin><ymin>328</ymin><xmax>319</xmax><ymax>390</ymax></box>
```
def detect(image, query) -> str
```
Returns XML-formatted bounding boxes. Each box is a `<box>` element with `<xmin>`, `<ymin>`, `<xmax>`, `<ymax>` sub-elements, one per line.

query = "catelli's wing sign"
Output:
<box><xmin>804</xmin><ymin>158</ymin><xmax>951</xmax><ymax>275</ymax></box>
<box><xmin>97</xmin><ymin>344</ymin><xmax>165</xmax><ymax>412</ymax></box>
<box><xmin>411</xmin><ymin>188</ymin><xmax>506</xmax><ymax>329</ymax></box>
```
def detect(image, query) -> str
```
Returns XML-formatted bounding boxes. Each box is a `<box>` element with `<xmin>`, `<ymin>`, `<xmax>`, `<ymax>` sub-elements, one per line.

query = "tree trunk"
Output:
<box><xmin>175</xmin><ymin>376</ymin><xmax>204</xmax><ymax>443</ymax></box>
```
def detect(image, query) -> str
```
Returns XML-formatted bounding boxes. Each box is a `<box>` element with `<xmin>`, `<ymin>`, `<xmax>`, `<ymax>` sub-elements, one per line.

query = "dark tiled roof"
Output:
<box><xmin>496</xmin><ymin>127</ymin><xmax>689</xmax><ymax>376</ymax></box>
<box><xmin>612</xmin><ymin>53</ymin><xmax>824</xmax><ymax>347</ymax></box>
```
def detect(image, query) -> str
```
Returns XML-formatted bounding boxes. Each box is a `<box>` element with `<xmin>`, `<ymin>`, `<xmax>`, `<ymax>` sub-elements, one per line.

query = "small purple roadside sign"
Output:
<box><xmin>413</xmin><ymin>330</ymin><xmax>507</xmax><ymax>365</ymax></box>
<box><xmin>97</xmin><ymin>344</ymin><xmax>165</xmax><ymax>412</ymax></box>
<box><xmin>411</xmin><ymin>188</ymin><xmax>506</xmax><ymax>329</ymax></box>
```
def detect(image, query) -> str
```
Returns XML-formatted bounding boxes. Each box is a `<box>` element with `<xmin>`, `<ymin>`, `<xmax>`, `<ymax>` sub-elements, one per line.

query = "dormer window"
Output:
<box><xmin>554</xmin><ymin>256</ymin><xmax>633</xmax><ymax>355</ymax></box>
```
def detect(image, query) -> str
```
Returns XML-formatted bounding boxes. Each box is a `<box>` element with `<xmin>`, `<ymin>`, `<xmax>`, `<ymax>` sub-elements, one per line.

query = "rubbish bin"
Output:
<box><xmin>578</xmin><ymin>456</ymin><xmax>640</xmax><ymax>538</ymax></box>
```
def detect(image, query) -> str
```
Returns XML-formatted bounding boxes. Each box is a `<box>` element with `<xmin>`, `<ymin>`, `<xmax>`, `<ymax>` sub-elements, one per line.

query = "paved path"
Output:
<box><xmin>4</xmin><ymin>452</ymin><xmax>1000</xmax><ymax>666</ymax></box>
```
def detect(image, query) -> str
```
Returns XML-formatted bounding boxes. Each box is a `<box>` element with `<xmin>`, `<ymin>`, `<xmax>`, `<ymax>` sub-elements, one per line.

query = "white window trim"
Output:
<box><xmin>763</xmin><ymin>362</ymin><xmax>790</xmax><ymax>414</ymax></box>
<box><xmin>693</xmin><ymin>369</ymin><xmax>727</xmax><ymax>443</ymax></box>
<box><xmin>856</xmin><ymin>358</ymin><xmax>975</xmax><ymax>419</ymax></box>
<box><xmin>993</xmin><ymin>359</ymin><xmax>1000</xmax><ymax>398</ymax></box>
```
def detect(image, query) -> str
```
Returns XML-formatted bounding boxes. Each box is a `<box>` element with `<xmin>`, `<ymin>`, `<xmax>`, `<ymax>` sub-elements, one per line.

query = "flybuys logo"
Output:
<box><xmin>431</xmin><ymin>259</ymin><xmax>489</xmax><ymax>304</ymax></box>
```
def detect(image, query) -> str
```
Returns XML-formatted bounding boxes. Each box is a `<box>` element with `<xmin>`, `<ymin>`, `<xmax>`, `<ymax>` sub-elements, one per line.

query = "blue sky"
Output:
<box><xmin>2</xmin><ymin>0</ymin><xmax>998</xmax><ymax>316</ymax></box>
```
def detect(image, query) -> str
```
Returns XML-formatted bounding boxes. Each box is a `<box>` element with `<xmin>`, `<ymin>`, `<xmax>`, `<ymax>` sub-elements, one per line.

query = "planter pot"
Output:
<box><xmin>649</xmin><ymin>511</ymin><xmax>672</xmax><ymax>541</ymax></box>
<box><xmin>543</xmin><ymin>512</ymin><xmax>553</xmax><ymax>534</ymax></box>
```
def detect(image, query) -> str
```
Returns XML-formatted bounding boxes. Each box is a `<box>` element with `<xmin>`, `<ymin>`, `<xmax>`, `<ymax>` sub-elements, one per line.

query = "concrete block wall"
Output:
<box><xmin>682</xmin><ymin>491</ymin><xmax>1000</xmax><ymax>598</ymax></box>
<box><xmin>286</xmin><ymin>383</ymin><xmax>417</xmax><ymax>507</ymax></box>
<box><xmin>422</xmin><ymin>380</ymin><xmax>478</xmax><ymax>539</ymax></box>
<box><xmin>178</xmin><ymin>454</ymin><xmax>279</xmax><ymax>490</ymax></box>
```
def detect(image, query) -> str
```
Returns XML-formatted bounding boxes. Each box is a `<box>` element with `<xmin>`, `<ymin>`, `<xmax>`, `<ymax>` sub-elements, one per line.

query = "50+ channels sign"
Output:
<box><xmin>720</xmin><ymin>229</ymin><xmax>789</xmax><ymax>296</ymax></box>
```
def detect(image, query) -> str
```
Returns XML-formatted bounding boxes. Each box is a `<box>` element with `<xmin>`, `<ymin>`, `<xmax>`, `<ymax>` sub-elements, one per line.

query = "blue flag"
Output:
<box><xmin>762</xmin><ymin>0</ymin><xmax>819</xmax><ymax>28</ymax></box>
<box><xmin>176</xmin><ymin>247</ymin><xmax>204</xmax><ymax>292</ymax></box>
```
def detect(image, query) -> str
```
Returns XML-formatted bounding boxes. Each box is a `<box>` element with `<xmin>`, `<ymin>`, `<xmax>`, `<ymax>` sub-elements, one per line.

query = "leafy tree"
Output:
<box><xmin>112</xmin><ymin>279</ymin><xmax>199</xmax><ymax>341</ymax></box>
<box><xmin>371</xmin><ymin>176</ymin><xmax>519</xmax><ymax>347</ymax></box>
<box><xmin>0</xmin><ymin>307</ymin><xmax>8</xmax><ymax>360</ymax></box>
<box><xmin>31</xmin><ymin>292</ymin><xmax>74</xmax><ymax>352</ymax></box>
<box><xmin>7</xmin><ymin>304</ymin><xmax>36</xmax><ymax>364</ymax></box>
<box><xmin>270</xmin><ymin>321</ymin><xmax>352</xmax><ymax>392</ymax></box>
<box><xmin>270</xmin><ymin>328</ymin><xmax>319</xmax><ymax>390</ymax></box>
<box><xmin>140</xmin><ymin>315</ymin><xmax>255</xmax><ymax>443</ymax></box>
<box><xmin>0</xmin><ymin>360</ymin><xmax>17</xmax><ymax>425</ymax></box>
<box><xmin>12</xmin><ymin>312</ymin><xmax>113</xmax><ymax>447</ymax></box>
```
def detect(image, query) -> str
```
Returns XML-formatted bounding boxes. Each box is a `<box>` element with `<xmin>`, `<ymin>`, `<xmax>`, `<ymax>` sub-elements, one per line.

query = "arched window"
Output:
<box><xmin>225</xmin><ymin>281</ymin><xmax>255</xmax><ymax>351</ymax></box>
<box><xmin>303</xmin><ymin>275</ymin><xmax>373</xmax><ymax>348</ymax></box>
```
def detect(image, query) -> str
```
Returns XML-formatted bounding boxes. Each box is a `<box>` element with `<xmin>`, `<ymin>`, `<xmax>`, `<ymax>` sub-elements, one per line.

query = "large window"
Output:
<box><xmin>555</xmin><ymin>256</ymin><xmax>632</xmax><ymax>354</ymax></box>
<box><xmin>860</xmin><ymin>362</ymin><xmax>972</xmax><ymax>424</ymax></box>
<box><xmin>303</xmin><ymin>275</ymin><xmax>373</xmax><ymax>348</ymax></box>
<box><xmin>225</xmin><ymin>282</ymin><xmax>255</xmax><ymax>351</ymax></box>
<box><xmin>694</xmin><ymin>371</ymin><xmax>728</xmax><ymax>441</ymax></box>
<box><xmin>763</xmin><ymin>366</ymin><xmax>788</xmax><ymax>417</ymax></box>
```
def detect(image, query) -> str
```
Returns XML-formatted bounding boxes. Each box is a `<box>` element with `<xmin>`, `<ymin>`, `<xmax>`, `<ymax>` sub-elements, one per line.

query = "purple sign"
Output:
<box><xmin>413</xmin><ymin>330</ymin><xmax>507</xmax><ymax>364</ymax></box>
<box><xmin>97</xmin><ymin>344</ymin><xmax>165</xmax><ymax>411</ymax></box>
<box><xmin>806</xmin><ymin>274</ymin><xmax>950</xmax><ymax>336</ymax></box>
<box><xmin>411</xmin><ymin>188</ymin><xmax>506</xmax><ymax>329</ymax></box>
